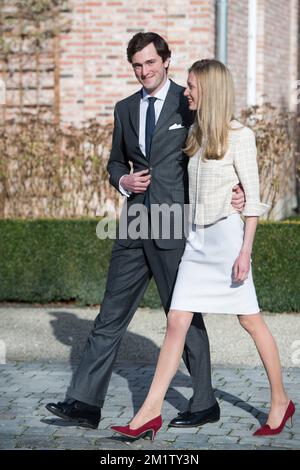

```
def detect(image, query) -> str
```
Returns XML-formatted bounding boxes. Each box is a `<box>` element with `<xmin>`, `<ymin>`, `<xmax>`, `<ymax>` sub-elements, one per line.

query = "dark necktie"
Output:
<box><xmin>145</xmin><ymin>97</ymin><xmax>157</xmax><ymax>159</ymax></box>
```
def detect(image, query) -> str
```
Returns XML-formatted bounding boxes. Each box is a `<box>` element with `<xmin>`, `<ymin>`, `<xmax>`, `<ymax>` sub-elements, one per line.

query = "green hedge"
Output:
<box><xmin>0</xmin><ymin>219</ymin><xmax>299</xmax><ymax>312</ymax></box>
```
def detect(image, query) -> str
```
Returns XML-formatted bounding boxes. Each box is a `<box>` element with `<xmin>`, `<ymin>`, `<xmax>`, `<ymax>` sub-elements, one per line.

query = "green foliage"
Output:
<box><xmin>0</xmin><ymin>219</ymin><xmax>299</xmax><ymax>312</ymax></box>
<box><xmin>0</xmin><ymin>219</ymin><xmax>111</xmax><ymax>305</ymax></box>
<box><xmin>252</xmin><ymin>220</ymin><xmax>300</xmax><ymax>312</ymax></box>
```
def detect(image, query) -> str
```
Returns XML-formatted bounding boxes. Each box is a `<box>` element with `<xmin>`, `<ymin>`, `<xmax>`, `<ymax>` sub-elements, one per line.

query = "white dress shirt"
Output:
<box><xmin>119</xmin><ymin>78</ymin><xmax>171</xmax><ymax>196</ymax></box>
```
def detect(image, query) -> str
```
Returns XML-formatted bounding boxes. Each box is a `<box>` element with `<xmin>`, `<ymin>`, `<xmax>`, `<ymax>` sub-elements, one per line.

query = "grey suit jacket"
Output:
<box><xmin>107</xmin><ymin>80</ymin><xmax>193</xmax><ymax>249</ymax></box>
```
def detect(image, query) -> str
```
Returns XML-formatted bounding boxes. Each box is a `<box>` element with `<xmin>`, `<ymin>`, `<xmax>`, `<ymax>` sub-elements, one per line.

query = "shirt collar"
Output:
<box><xmin>141</xmin><ymin>78</ymin><xmax>170</xmax><ymax>102</ymax></box>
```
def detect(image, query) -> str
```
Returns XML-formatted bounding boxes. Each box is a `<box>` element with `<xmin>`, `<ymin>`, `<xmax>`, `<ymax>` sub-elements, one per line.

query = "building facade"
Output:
<box><xmin>0</xmin><ymin>0</ymin><xmax>298</xmax><ymax>219</ymax></box>
<box><xmin>56</xmin><ymin>0</ymin><xmax>298</xmax><ymax>125</ymax></box>
<box><xmin>0</xmin><ymin>0</ymin><xmax>298</xmax><ymax>125</ymax></box>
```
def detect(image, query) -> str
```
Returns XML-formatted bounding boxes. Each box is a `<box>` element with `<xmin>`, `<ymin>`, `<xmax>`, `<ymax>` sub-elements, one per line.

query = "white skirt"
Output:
<box><xmin>170</xmin><ymin>213</ymin><xmax>260</xmax><ymax>314</ymax></box>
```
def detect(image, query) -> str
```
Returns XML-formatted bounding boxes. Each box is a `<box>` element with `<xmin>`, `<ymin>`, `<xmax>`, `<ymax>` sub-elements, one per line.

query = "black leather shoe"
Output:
<box><xmin>45</xmin><ymin>400</ymin><xmax>101</xmax><ymax>429</ymax></box>
<box><xmin>168</xmin><ymin>402</ymin><xmax>220</xmax><ymax>428</ymax></box>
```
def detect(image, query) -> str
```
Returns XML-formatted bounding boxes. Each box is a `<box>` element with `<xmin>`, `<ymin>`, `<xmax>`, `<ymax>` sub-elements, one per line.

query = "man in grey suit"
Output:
<box><xmin>46</xmin><ymin>32</ymin><xmax>244</xmax><ymax>429</ymax></box>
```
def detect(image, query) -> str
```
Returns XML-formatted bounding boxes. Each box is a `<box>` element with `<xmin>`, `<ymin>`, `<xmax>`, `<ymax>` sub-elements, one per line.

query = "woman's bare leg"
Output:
<box><xmin>129</xmin><ymin>309</ymin><xmax>194</xmax><ymax>429</ymax></box>
<box><xmin>238</xmin><ymin>313</ymin><xmax>289</xmax><ymax>428</ymax></box>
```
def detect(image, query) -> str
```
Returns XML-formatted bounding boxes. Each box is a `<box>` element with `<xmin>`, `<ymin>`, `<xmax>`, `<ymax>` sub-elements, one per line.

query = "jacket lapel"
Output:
<box><xmin>127</xmin><ymin>89</ymin><xmax>148</xmax><ymax>160</ymax></box>
<box><xmin>152</xmin><ymin>80</ymin><xmax>180</xmax><ymax>139</ymax></box>
<box><xmin>128</xmin><ymin>91</ymin><xmax>141</xmax><ymax>140</ymax></box>
<box><xmin>127</xmin><ymin>82</ymin><xmax>184</xmax><ymax>162</ymax></box>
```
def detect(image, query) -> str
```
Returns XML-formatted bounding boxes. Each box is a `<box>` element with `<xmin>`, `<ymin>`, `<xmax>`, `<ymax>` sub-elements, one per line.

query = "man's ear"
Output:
<box><xmin>164</xmin><ymin>58</ymin><xmax>171</xmax><ymax>69</ymax></box>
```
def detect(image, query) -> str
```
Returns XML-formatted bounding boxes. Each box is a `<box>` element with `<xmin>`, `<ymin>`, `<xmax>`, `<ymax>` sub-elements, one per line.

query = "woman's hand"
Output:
<box><xmin>231</xmin><ymin>184</ymin><xmax>245</xmax><ymax>212</ymax></box>
<box><xmin>232</xmin><ymin>251</ymin><xmax>251</xmax><ymax>282</ymax></box>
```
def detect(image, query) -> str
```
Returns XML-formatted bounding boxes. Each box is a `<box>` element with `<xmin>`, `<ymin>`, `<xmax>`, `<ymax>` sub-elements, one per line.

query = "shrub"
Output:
<box><xmin>0</xmin><ymin>219</ymin><xmax>299</xmax><ymax>312</ymax></box>
<box><xmin>0</xmin><ymin>105</ymin><xmax>298</xmax><ymax>220</ymax></box>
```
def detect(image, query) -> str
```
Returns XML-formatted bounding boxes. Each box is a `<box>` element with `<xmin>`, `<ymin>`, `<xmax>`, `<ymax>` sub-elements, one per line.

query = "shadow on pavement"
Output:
<box><xmin>48</xmin><ymin>310</ymin><xmax>190</xmax><ymax>414</ymax></box>
<box><xmin>48</xmin><ymin>310</ymin><xmax>265</xmax><ymax>424</ymax></box>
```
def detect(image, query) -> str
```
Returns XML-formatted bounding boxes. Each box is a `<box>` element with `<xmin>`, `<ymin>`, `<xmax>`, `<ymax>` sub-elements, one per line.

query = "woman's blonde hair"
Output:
<box><xmin>184</xmin><ymin>59</ymin><xmax>235</xmax><ymax>160</ymax></box>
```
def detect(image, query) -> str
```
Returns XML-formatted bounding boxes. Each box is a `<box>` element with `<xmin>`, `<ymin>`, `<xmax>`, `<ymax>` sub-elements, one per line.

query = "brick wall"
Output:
<box><xmin>0</xmin><ymin>0</ymin><xmax>297</xmax><ymax>218</ymax></box>
<box><xmin>0</xmin><ymin>1</ymin><xmax>297</xmax><ymax>124</ymax></box>
<box><xmin>256</xmin><ymin>0</ymin><xmax>298</xmax><ymax>109</ymax></box>
<box><xmin>59</xmin><ymin>0</ymin><xmax>216</xmax><ymax>125</ymax></box>
<box><xmin>227</xmin><ymin>0</ymin><xmax>249</xmax><ymax>114</ymax></box>
<box><xmin>290</xmin><ymin>0</ymin><xmax>299</xmax><ymax>111</ymax></box>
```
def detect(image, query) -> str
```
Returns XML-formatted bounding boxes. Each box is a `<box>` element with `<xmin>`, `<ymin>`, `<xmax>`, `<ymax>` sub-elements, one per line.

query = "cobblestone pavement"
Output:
<box><xmin>0</xmin><ymin>362</ymin><xmax>299</xmax><ymax>450</ymax></box>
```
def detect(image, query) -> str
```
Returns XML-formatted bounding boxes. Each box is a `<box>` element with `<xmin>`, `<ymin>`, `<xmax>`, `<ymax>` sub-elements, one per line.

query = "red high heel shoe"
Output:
<box><xmin>111</xmin><ymin>415</ymin><xmax>162</xmax><ymax>441</ymax></box>
<box><xmin>253</xmin><ymin>400</ymin><xmax>295</xmax><ymax>436</ymax></box>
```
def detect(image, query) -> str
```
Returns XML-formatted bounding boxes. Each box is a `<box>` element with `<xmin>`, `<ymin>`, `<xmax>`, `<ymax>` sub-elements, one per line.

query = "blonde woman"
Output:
<box><xmin>111</xmin><ymin>59</ymin><xmax>295</xmax><ymax>440</ymax></box>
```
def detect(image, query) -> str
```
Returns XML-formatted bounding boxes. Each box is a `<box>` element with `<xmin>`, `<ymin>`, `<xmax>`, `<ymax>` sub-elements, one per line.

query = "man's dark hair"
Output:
<box><xmin>127</xmin><ymin>32</ymin><xmax>171</xmax><ymax>63</ymax></box>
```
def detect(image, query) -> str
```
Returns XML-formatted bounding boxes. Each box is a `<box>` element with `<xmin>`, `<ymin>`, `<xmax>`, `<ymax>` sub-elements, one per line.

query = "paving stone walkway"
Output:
<box><xmin>0</xmin><ymin>362</ymin><xmax>299</xmax><ymax>450</ymax></box>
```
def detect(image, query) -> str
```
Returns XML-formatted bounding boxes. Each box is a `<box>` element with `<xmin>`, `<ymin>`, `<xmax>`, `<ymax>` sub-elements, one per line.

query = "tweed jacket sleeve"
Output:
<box><xmin>233</xmin><ymin>127</ymin><xmax>269</xmax><ymax>217</ymax></box>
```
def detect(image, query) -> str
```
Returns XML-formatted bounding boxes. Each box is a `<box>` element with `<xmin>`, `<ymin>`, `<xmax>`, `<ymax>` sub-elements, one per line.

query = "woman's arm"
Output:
<box><xmin>233</xmin><ymin>216</ymin><xmax>258</xmax><ymax>282</ymax></box>
<box><xmin>233</xmin><ymin>127</ymin><xmax>269</xmax><ymax>217</ymax></box>
<box><xmin>232</xmin><ymin>126</ymin><xmax>269</xmax><ymax>282</ymax></box>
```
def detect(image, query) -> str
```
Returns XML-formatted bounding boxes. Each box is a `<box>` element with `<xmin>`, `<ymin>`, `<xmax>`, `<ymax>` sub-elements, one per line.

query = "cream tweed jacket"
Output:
<box><xmin>188</xmin><ymin>120</ymin><xmax>269</xmax><ymax>226</ymax></box>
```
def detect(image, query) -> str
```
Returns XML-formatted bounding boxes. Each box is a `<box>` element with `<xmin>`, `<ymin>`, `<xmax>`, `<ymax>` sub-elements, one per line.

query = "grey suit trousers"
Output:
<box><xmin>67</xmin><ymin>237</ymin><xmax>216</xmax><ymax>412</ymax></box>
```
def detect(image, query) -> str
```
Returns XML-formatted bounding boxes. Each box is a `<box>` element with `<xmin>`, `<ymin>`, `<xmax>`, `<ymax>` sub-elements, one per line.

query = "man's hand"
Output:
<box><xmin>231</xmin><ymin>184</ymin><xmax>245</xmax><ymax>212</ymax></box>
<box><xmin>121</xmin><ymin>170</ymin><xmax>151</xmax><ymax>194</ymax></box>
